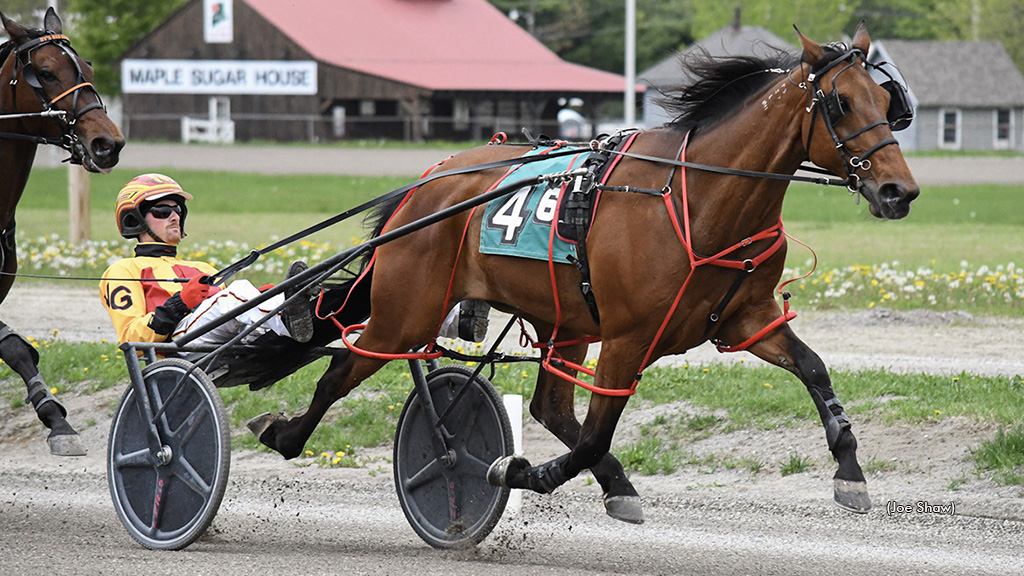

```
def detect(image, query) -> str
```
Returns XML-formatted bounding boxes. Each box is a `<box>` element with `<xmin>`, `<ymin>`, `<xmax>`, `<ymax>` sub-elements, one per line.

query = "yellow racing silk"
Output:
<box><xmin>99</xmin><ymin>243</ymin><xmax>217</xmax><ymax>343</ymax></box>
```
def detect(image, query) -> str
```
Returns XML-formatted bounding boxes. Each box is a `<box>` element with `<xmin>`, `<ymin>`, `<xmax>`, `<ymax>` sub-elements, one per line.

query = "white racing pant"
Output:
<box><xmin>171</xmin><ymin>280</ymin><xmax>291</xmax><ymax>346</ymax></box>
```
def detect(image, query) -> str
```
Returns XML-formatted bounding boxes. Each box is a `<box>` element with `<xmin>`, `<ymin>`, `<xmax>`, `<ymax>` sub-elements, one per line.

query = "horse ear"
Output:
<box><xmin>794</xmin><ymin>25</ymin><xmax>824</xmax><ymax>66</ymax></box>
<box><xmin>44</xmin><ymin>7</ymin><xmax>63</xmax><ymax>34</ymax></box>
<box><xmin>2</xmin><ymin>11</ymin><xmax>30</xmax><ymax>43</ymax></box>
<box><xmin>851</xmin><ymin>19</ymin><xmax>870</xmax><ymax>53</ymax></box>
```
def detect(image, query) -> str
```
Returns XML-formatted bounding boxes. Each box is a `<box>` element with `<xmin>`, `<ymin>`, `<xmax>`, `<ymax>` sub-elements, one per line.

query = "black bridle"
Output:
<box><xmin>0</xmin><ymin>32</ymin><xmax>105</xmax><ymax>165</ymax></box>
<box><xmin>798</xmin><ymin>47</ymin><xmax>914</xmax><ymax>191</ymax></box>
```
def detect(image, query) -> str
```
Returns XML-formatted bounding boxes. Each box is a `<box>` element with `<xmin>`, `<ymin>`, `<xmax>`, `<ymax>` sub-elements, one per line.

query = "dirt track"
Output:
<box><xmin>1</xmin><ymin>284</ymin><xmax>1023</xmax><ymax>575</ymax></box>
<box><xmin>3</xmin><ymin>146</ymin><xmax>1023</xmax><ymax>574</ymax></box>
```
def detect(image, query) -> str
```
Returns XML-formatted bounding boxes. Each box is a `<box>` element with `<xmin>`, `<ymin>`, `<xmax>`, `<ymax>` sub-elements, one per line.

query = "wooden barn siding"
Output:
<box><xmin>122</xmin><ymin>0</ymin><xmax>428</xmax><ymax>141</ymax></box>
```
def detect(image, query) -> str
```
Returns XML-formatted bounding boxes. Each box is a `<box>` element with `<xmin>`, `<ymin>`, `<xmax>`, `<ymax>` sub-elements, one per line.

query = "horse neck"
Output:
<box><xmin>682</xmin><ymin>77</ymin><xmax>808</xmax><ymax>235</ymax></box>
<box><xmin>0</xmin><ymin>49</ymin><xmax>38</xmax><ymax>231</ymax></box>
<box><xmin>0</xmin><ymin>141</ymin><xmax>37</xmax><ymax>232</ymax></box>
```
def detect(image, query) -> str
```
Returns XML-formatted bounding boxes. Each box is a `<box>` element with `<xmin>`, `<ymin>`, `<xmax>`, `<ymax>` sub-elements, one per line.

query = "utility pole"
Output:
<box><xmin>48</xmin><ymin>0</ymin><xmax>91</xmax><ymax>244</ymax></box>
<box><xmin>624</xmin><ymin>0</ymin><xmax>636</xmax><ymax>126</ymax></box>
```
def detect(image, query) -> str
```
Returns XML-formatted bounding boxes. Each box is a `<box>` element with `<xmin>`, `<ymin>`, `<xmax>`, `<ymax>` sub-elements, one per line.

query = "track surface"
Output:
<box><xmin>4</xmin><ymin>145</ymin><xmax>1022</xmax><ymax>575</ymax></box>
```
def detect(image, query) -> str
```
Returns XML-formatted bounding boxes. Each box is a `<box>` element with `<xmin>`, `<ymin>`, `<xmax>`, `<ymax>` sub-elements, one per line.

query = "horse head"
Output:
<box><xmin>797</xmin><ymin>21</ymin><xmax>919</xmax><ymax>219</ymax></box>
<box><xmin>1</xmin><ymin>8</ymin><xmax>124</xmax><ymax>173</ymax></box>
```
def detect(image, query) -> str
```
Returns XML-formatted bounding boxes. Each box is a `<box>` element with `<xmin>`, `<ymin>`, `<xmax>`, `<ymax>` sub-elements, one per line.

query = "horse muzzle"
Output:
<box><xmin>77</xmin><ymin>133</ymin><xmax>124</xmax><ymax>174</ymax></box>
<box><xmin>861</xmin><ymin>180</ymin><xmax>920</xmax><ymax>220</ymax></box>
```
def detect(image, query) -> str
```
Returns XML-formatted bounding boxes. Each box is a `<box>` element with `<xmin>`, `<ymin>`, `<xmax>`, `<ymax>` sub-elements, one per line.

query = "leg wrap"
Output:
<box><xmin>823</xmin><ymin>396</ymin><xmax>851</xmax><ymax>451</ymax></box>
<box><xmin>25</xmin><ymin>375</ymin><xmax>67</xmax><ymax>419</ymax></box>
<box><xmin>528</xmin><ymin>453</ymin><xmax>572</xmax><ymax>494</ymax></box>
<box><xmin>0</xmin><ymin>323</ymin><xmax>40</xmax><ymax>366</ymax></box>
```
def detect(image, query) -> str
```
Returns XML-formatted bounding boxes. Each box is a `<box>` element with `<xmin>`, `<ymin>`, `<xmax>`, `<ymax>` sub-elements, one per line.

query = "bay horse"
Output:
<box><xmin>251</xmin><ymin>23</ymin><xmax>917</xmax><ymax>520</ymax></box>
<box><xmin>1</xmin><ymin>8</ymin><xmax>124</xmax><ymax>455</ymax></box>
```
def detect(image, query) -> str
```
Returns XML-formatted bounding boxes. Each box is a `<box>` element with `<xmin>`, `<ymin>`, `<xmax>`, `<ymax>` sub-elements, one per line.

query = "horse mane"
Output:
<box><xmin>657</xmin><ymin>43</ymin><xmax>849</xmax><ymax>132</ymax></box>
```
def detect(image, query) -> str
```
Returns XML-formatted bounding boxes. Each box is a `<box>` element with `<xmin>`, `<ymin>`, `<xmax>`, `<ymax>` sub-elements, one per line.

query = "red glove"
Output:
<box><xmin>179</xmin><ymin>276</ymin><xmax>221</xmax><ymax>309</ymax></box>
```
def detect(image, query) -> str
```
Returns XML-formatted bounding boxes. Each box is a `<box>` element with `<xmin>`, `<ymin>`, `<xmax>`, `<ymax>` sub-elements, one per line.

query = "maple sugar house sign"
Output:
<box><xmin>121</xmin><ymin>60</ymin><xmax>317</xmax><ymax>95</ymax></box>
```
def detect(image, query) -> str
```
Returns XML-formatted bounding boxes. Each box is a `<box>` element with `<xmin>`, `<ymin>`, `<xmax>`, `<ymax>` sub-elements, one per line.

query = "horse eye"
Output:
<box><xmin>39</xmin><ymin>70</ymin><xmax>58</xmax><ymax>82</ymax></box>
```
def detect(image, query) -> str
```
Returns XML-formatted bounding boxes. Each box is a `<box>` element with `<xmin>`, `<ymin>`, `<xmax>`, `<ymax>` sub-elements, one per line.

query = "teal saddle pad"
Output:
<box><xmin>479</xmin><ymin>147</ymin><xmax>588</xmax><ymax>263</ymax></box>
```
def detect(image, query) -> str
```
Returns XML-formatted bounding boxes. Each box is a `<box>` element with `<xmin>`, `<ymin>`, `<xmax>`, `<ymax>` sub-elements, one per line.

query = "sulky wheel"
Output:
<box><xmin>107</xmin><ymin>358</ymin><xmax>231</xmax><ymax>550</ymax></box>
<box><xmin>394</xmin><ymin>365</ymin><xmax>514</xmax><ymax>548</ymax></box>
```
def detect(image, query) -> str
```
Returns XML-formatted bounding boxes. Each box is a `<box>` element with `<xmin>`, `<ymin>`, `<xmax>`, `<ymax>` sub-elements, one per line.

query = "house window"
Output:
<box><xmin>995</xmin><ymin>108</ymin><xmax>1013</xmax><ymax>149</ymax></box>
<box><xmin>939</xmin><ymin>109</ymin><xmax>960</xmax><ymax>149</ymax></box>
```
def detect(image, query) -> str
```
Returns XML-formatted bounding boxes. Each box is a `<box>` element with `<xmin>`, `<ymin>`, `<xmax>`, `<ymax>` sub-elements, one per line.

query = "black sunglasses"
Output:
<box><xmin>147</xmin><ymin>204</ymin><xmax>183</xmax><ymax>219</ymax></box>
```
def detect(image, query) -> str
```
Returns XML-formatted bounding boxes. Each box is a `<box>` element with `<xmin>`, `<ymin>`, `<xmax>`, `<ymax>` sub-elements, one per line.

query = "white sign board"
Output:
<box><xmin>204</xmin><ymin>0</ymin><xmax>233</xmax><ymax>44</ymax></box>
<box><xmin>122</xmin><ymin>60</ymin><xmax>318</xmax><ymax>95</ymax></box>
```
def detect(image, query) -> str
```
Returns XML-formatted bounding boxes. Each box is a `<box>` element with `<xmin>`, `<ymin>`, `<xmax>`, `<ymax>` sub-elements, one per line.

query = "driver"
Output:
<box><xmin>99</xmin><ymin>173</ymin><xmax>314</xmax><ymax>346</ymax></box>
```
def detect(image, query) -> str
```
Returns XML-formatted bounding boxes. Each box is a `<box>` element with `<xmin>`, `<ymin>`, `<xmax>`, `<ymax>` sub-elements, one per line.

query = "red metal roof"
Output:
<box><xmin>243</xmin><ymin>0</ymin><xmax>638</xmax><ymax>93</ymax></box>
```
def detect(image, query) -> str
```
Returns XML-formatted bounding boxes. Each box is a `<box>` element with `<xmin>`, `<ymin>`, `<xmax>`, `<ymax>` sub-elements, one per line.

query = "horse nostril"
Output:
<box><xmin>91</xmin><ymin>136</ymin><xmax>122</xmax><ymax>159</ymax></box>
<box><xmin>879</xmin><ymin>182</ymin><xmax>906</xmax><ymax>204</ymax></box>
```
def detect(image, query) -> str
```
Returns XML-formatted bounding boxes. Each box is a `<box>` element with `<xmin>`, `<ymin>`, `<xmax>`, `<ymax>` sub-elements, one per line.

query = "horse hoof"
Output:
<box><xmin>604</xmin><ymin>494</ymin><xmax>644</xmax><ymax>524</ymax></box>
<box><xmin>833</xmin><ymin>479</ymin><xmax>872</xmax><ymax>513</ymax></box>
<box><xmin>246</xmin><ymin>412</ymin><xmax>285</xmax><ymax>439</ymax></box>
<box><xmin>47</xmin><ymin>433</ymin><xmax>87</xmax><ymax>457</ymax></box>
<box><xmin>486</xmin><ymin>455</ymin><xmax>530</xmax><ymax>488</ymax></box>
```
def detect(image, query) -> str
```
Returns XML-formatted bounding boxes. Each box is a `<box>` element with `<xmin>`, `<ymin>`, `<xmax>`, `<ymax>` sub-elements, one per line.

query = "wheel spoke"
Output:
<box><xmin>173</xmin><ymin>402</ymin><xmax>211</xmax><ymax>444</ymax></box>
<box><xmin>112</xmin><ymin>448</ymin><xmax>155</xmax><ymax>470</ymax></box>
<box><xmin>172</xmin><ymin>457</ymin><xmax>213</xmax><ymax>497</ymax></box>
<box><xmin>148</xmin><ymin>469</ymin><xmax>171</xmax><ymax>536</ymax></box>
<box><xmin>402</xmin><ymin>458</ymin><xmax>444</xmax><ymax>492</ymax></box>
<box><xmin>458</xmin><ymin>451</ymin><xmax>493</xmax><ymax>479</ymax></box>
<box><xmin>445</xmin><ymin>395</ymin><xmax>484</xmax><ymax>449</ymax></box>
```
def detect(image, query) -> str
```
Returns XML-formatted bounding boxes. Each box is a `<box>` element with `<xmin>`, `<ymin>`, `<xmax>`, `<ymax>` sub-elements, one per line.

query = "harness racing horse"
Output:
<box><xmin>1</xmin><ymin>9</ymin><xmax>124</xmax><ymax>455</ymax></box>
<box><xmin>251</xmin><ymin>23</ymin><xmax>917</xmax><ymax>520</ymax></box>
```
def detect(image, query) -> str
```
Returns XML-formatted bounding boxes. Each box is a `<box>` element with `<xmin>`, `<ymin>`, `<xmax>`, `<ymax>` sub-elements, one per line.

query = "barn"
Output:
<box><xmin>119</xmin><ymin>0</ymin><xmax>638</xmax><ymax>143</ymax></box>
<box><xmin>868</xmin><ymin>40</ymin><xmax>1024</xmax><ymax>152</ymax></box>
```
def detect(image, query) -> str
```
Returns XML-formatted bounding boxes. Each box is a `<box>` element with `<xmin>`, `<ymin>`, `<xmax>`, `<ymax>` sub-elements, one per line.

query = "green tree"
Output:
<box><xmin>489</xmin><ymin>0</ymin><xmax>692</xmax><ymax>74</ymax></box>
<box><xmin>686</xmin><ymin>0</ymin><xmax>860</xmax><ymax>45</ymax></box>
<box><xmin>0</xmin><ymin>1</ymin><xmax>70</xmax><ymax>24</ymax></box>
<box><xmin>66</xmin><ymin>0</ymin><xmax>187</xmax><ymax>95</ymax></box>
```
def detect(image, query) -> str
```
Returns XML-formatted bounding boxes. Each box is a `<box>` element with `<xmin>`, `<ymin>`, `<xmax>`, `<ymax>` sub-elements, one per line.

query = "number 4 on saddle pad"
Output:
<box><xmin>479</xmin><ymin>147</ymin><xmax>588</xmax><ymax>263</ymax></box>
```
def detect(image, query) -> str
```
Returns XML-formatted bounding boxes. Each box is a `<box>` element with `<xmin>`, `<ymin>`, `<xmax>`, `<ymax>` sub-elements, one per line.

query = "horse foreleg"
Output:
<box><xmin>0</xmin><ymin>322</ymin><xmax>86</xmax><ymax>456</ymax></box>
<box><xmin>248</xmin><ymin>348</ymin><xmax>389</xmax><ymax>459</ymax></box>
<box><xmin>526</xmin><ymin>339</ymin><xmax>643</xmax><ymax>523</ymax></box>
<box><xmin>718</xmin><ymin>314</ymin><xmax>870</xmax><ymax>513</ymax></box>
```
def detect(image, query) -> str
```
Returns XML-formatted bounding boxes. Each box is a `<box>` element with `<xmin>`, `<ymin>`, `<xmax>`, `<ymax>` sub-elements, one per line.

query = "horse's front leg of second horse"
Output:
<box><xmin>717</xmin><ymin>310</ymin><xmax>871</xmax><ymax>513</ymax></box>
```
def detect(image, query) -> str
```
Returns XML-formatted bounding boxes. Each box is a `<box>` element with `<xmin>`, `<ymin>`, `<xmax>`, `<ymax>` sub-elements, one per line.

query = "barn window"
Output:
<box><xmin>994</xmin><ymin>108</ymin><xmax>1012</xmax><ymax>149</ymax></box>
<box><xmin>939</xmin><ymin>109</ymin><xmax>960</xmax><ymax>149</ymax></box>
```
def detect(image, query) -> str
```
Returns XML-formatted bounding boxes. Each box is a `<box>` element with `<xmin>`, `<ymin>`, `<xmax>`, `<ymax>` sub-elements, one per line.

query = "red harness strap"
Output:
<box><xmin>326</xmin><ymin>156</ymin><xmax>455</xmax><ymax>361</ymax></box>
<box><xmin>541</xmin><ymin>131</ymin><xmax>798</xmax><ymax>397</ymax></box>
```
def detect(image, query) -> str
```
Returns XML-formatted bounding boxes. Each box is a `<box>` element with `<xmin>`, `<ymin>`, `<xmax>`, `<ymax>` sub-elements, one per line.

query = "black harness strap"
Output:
<box><xmin>211</xmin><ymin>144</ymin><xmax>587</xmax><ymax>285</ymax></box>
<box><xmin>558</xmin><ymin>133</ymin><xmax>631</xmax><ymax>325</ymax></box>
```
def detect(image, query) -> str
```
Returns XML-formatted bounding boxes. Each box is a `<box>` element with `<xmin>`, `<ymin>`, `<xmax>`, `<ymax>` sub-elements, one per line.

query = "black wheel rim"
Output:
<box><xmin>108</xmin><ymin>360</ymin><xmax>229</xmax><ymax>550</ymax></box>
<box><xmin>394</xmin><ymin>366</ymin><xmax>512</xmax><ymax>548</ymax></box>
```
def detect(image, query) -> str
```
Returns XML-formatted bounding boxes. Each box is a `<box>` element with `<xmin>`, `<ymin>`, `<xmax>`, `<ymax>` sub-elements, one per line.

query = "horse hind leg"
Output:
<box><xmin>0</xmin><ymin>323</ymin><xmax>86</xmax><ymax>456</ymax></box>
<box><xmin>523</xmin><ymin>339</ymin><xmax>643</xmax><ymax>524</ymax></box>
<box><xmin>489</xmin><ymin>339</ymin><xmax>638</xmax><ymax>514</ymax></box>
<box><xmin>248</xmin><ymin>347</ymin><xmax>390</xmax><ymax>459</ymax></box>
<box><xmin>719</xmin><ymin>319</ymin><xmax>870</xmax><ymax>513</ymax></box>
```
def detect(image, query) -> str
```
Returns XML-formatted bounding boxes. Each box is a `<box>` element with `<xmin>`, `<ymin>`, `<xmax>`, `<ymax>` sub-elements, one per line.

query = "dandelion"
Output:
<box><xmin>50</xmin><ymin>387</ymin><xmax>58</xmax><ymax>394</ymax></box>
<box><xmin>763</xmin><ymin>383</ymin><xmax>773</xmax><ymax>388</ymax></box>
<box><xmin>305</xmin><ymin>450</ymin><xmax>314</xmax><ymax>456</ymax></box>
